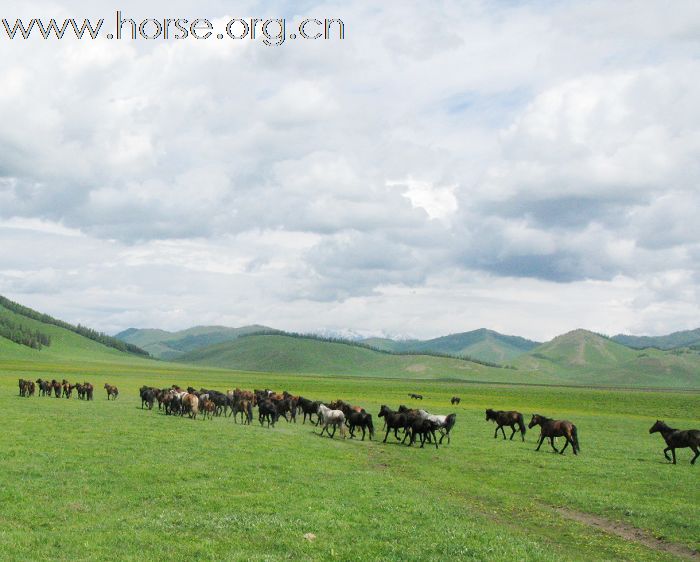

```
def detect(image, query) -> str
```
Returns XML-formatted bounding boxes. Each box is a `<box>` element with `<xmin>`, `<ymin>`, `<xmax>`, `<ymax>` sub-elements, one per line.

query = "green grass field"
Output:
<box><xmin>1</xmin><ymin>359</ymin><xmax>698</xmax><ymax>561</ymax></box>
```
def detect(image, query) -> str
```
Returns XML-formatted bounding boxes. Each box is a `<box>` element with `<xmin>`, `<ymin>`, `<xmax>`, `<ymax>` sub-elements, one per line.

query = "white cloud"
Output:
<box><xmin>1</xmin><ymin>0</ymin><xmax>699</xmax><ymax>338</ymax></box>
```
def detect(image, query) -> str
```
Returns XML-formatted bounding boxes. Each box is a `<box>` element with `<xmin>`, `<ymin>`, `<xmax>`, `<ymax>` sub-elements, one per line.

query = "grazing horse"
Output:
<box><xmin>529</xmin><ymin>414</ymin><xmax>579</xmax><ymax>455</ymax></box>
<box><xmin>485</xmin><ymin>409</ymin><xmax>527</xmax><ymax>442</ymax></box>
<box><xmin>104</xmin><ymin>383</ymin><xmax>119</xmax><ymax>400</ymax></box>
<box><xmin>451</xmin><ymin>396</ymin><xmax>461</xmax><ymax>405</ymax></box>
<box><xmin>347</xmin><ymin>411</ymin><xmax>374</xmax><ymax>440</ymax></box>
<box><xmin>317</xmin><ymin>404</ymin><xmax>346</xmax><ymax>438</ymax></box>
<box><xmin>408</xmin><ymin>393</ymin><xmax>423</xmax><ymax>400</ymax></box>
<box><xmin>18</xmin><ymin>379</ymin><xmax>27</xmax><ymax>397</ymax></box>
<box><xmin>649</xmin><ymin>420</ymin><xmax>700</xmax><ymax>465</ymax></box>
<box><xmin>378</xmin><ymin>405</ymin><xmax>410</xmax><ymax>443</ymax></box>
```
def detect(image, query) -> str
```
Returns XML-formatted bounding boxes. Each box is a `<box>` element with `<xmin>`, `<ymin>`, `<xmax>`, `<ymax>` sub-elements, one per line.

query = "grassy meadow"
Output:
<box><xmin>1</xmin><ymin>359</ymin><xmax>698</xmax><ymax>561</ymax></box>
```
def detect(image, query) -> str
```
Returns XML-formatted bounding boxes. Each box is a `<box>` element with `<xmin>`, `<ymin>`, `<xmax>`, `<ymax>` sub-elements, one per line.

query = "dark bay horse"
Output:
<box><xmin>450</xmin><ymin>396</ymin><xmax>461</xmax><ymax>405</ymax></box>
<box><xmin>485</xmin><ymin>409</ymin><xmax>526</xmax><ymax>441</ymax></box>
<box><xmin>529</xmin><ymin>414</ymin><xmax>579</xmax><ymax>455</ymax></box>
<box><xmin>649</xmin><ymin>420</ymin><xmax>700</xmax><ymax>465</ymax></box>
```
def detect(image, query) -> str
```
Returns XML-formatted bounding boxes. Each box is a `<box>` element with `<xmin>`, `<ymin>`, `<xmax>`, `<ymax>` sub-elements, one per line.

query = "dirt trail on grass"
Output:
<box><xmin>556</xmin><ymin>507</ymin><xmax>698</xmax><ymax>560</ymax></box>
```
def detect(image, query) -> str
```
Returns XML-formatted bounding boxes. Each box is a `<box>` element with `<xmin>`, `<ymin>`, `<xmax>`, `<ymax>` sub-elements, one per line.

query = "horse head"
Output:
<box><xmin>649</xmin><ymin>420</ymin><xmax>667</xmax><ymax>434</ymax></box>
<box><xmin>528</xmin><ymin>414</ymin><xmax>543</xmax><ymax>429</ymax></box>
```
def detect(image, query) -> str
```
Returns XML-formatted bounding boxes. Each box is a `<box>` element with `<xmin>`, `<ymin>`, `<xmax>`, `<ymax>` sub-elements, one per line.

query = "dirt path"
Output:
<box><xmin>556</xmin><ymin>507</ymin><xmax>698</xmax><ymax>560</ymax></box>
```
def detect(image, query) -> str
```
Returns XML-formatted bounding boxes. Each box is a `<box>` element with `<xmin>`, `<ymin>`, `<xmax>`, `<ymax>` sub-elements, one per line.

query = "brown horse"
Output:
<box><xmin>485</xmin><ymin>409</ymin><xmax>526</xmax><ymax>441</ymax></box>
<box><xmin>104</xmin><ymin>383</ymin><xmax>119</xmax><ymax>400</ymax></box>
<box><xmin>649</xmin><ymin>420</ymin><xmax>700</xmax><ymax>465</ymax></box>
<box><xmin>529</xmin><ymin>414</ymin><xmax>579</xmax><ymax>455</ymax></box>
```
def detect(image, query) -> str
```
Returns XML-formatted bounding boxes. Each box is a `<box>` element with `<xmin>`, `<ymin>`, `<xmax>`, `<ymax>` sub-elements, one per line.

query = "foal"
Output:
<box><xmin>649</xmin><ymin>420</ymin><xmax>700</xmax><ymax>465</ymax></box>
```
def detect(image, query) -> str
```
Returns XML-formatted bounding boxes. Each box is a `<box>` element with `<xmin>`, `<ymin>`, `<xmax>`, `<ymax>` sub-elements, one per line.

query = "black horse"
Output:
<box><xmin>450</xmin><ymin>396</ymin><xmax>461</xmax><ymax>405</ymax></box>
<box><xmin>347</xmin><ymin>411</ymin><xmax>375</xmax><ymax>441</ymax></box>
<box><xmin>485</xmin><ymin>409</ymin><xmax>527</xmax><ymax>441</ymax></box>
<box><xmin>378</xmin><ymin>405</ymin><xmax>410</xmax><ymax>443</ymax></box>
<box><xmin>408</xmin><ymin>393</ymin><xmax>423</xmax><ymax>400</ymax></box>
<box><xmin>408</xmin><ymin>418</ymin><xmax>440</xmax><ymax>449</ymax></box>
<box><xmin>297</xmin><ymin>397</ymin><xmax>321</xmax><ymax>424</ymax></box>
<box><xmin>258</xmin><ymin>400</ymin><xmax>280</xmax><ymax>428</ymax></box>
<box><xmin>649</xmin><ymin>420</ymin><xmax>700</xmax><ymax>465</ymax></box>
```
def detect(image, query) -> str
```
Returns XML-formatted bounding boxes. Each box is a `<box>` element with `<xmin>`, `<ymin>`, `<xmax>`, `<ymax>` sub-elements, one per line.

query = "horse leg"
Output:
<box><xmin>361</xmin><ymin>426</ymin><xmax>366</xmax><ymax>441</ymax></box>
<box><xmin>330</xmin><ymin>424</ymin><xmax>336</xmax><ymax>439</ymax></box>
<box><xmin>494</xmin><ymin>426</ymin><xmax>499</xmax><ymax>439</ymax></box>
<box><xmin>509</xmin><ymin>426</ymin><xmax>516</xmax><ymax>440</ymax></box>
<box><xmin>663</xmin><ymin>447</ymin><xmax>672</xmax><ymax>462</ymax></box>
<box><xmin>383</xmin><ymin>428</ymin><xmax>390</xmax><ymax>443</ymax></box>
<box><xmin>671</xmin><ymin>448</ymin><xmax>677</xmax><ymax>465</ymax></box>
<box><xmin>549</xmin><ymin>437</ymin><xmax>559</xmax><ymax>453</ymax></box>
<box><xmin>690</xmin><ymin>445</ymin><xmax>698</xmax><ymax>465</ymax></box>
<box><xmin>500</xmin><ymin>426</ymin><xmax>507</xmax><ymax>440</ymax></box>
<box><xmin>431</xmin><ymin>430</ymin><xmax>439</xmax><ymax>449</ymax></box>
<box><xmin>559</xmin><ymin>438</ymin><xmax>569</xmax><ymax>454</ymax></box>
<box><xmin>535</xmin><ymin>434</ymin><xmax>545</xmax><ymax>451</ymax></box>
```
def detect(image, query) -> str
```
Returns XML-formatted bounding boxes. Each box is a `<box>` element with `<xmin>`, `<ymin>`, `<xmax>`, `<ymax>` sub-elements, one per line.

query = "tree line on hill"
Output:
<box><xmin>0</xmin><ymin>296</ymin><xmax>150</xmax><ymax>357</ymax></box>
<box><xmin>0</xmin><ymin>315</ymin><xmax>51</xmax><ymax>349</ymax></box>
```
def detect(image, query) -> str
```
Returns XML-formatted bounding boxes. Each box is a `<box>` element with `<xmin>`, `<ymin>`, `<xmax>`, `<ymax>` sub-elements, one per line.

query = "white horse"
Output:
<box><xmin>317</xmin><ymin>404</ymin><xmax>346</xmax><ymax>439</ymax></box>
<box><xmin>418</xmin><ymin>409</ymin><xmax>457</xmax><ymax>444</ymax></box>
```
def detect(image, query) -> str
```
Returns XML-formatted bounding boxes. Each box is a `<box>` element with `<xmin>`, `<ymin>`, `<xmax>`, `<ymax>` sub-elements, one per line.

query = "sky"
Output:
<box><xmin>1</xmin><ymin>0</ymin><xmax>699</xmax><ymax>341</ymax></box>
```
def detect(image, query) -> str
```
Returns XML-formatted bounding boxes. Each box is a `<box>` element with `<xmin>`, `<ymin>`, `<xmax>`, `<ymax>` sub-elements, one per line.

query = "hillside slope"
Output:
<box><xmin>612</xmin><ymin>328</ymin><xmax>700</xmax><ymax>350</ymax></box>
<box><xmin>175</xmin><ymin>334</ymin><xmax>528</xmax><ymax>381</ymax></box>
<box><xmin>0</xmin><ymin>302</ymin><xmax>151</xmax><ymax>364</ymax></box>
<box><xmin>515</xmin><ymin>329</ymin><xmax>700</xmax><ymax>388</ymax></box>
<box><xmin>116</xmin><ymin>325</ymin><xmax>273</xmax><ymax>360</ymax></box>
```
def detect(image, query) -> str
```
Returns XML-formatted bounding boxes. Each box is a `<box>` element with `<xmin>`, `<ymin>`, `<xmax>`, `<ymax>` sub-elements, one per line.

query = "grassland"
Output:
<box><xmin>1</xmin><ymin>358</ymin><xmax>698</xmax><ymax>561</ymax></box>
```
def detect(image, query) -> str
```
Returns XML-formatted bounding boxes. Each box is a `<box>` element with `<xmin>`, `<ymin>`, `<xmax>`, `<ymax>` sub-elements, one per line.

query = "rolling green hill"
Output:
<box><xmin>0</xmin><ymin>299</ymin><xmax>151</xmax><ymax>364</ymax></box>
<box><xmin>363</xmin><ymin>329</ymin><xmax>539</xmax><ymax>363</ymax></box>
<box><xmin>515</xmin><ymin>329</ymin><xmax>700</xmax><ymax>388</ymax></box>
<box><xmin>175</xmin><ymin>333</ymin><xmax>529</xmax><ymax>381</ymax></box>
<box><xmin>115</xmin><ymin>325</ymin><xmax>274</xmax><ymax>360</ymax></box>
<box><xmin>612</xmin><ymin>327</ymin><xmax>700</xmax><ymax>350</ymax></box>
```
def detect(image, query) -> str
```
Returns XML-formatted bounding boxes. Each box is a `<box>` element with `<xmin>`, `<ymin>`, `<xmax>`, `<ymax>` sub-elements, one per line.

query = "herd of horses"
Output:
<box><xmin>18</xmin><ymin>378</ymin><xmax>98</xmax><ymax>400</ymax></box>
<box><xmin>134</xmin><ymin>385</ymin><xmax>457</xmax><ymax>448</ymax></box>
<box><xmin>16</xmin><ymin>379</ymin><xmax>699</xmax><ymax>463</ymax></box>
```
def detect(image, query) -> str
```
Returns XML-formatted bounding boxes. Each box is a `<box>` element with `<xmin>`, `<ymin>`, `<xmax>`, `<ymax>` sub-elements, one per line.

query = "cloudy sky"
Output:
<box><xmin>1</xmin><ymin>0</ymin><xmax>699</xmax><ymax>341</ymax></box>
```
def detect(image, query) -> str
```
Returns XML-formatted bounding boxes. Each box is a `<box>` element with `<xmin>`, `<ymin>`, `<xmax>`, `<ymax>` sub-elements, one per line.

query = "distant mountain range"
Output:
<box><xmin>117</xmin><ymin>325</ymin><xmax>541</xmax><ymax>364</ymax></box>
<box><xmin>2</xmin><ymin>293</ymin><xmax>699</xmax><ymax>388</ymax></box>
<box><xmin>611</xmin><ymin>328</ymin><xmax>700</xmax><ymax>350</ymax></box>
<box><xmin>115</xmin><ymin>325</ymin><xmax>275</xmax><ymax>360</ymax></box>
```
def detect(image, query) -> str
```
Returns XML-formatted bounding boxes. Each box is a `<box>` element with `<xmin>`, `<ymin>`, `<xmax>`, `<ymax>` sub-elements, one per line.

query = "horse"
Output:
<box><xmin>201</xmin><ymin>399</ymin><xmax>216</xmax><ymax>420</ymax></box>
<box><xmin>415</xmin><ymin>410</ymin><xmax>457</xmax><ymax>444</ymax></box>
<box><xmin>297</xmin><ymin>397</ymin><xmax>321</xmax><ymax>424</ymax></box>
<box><xmin>51</xmin><ymin>380</ymin><xmax>62</xmax><ymax>398</ymax></box>
<box><xmin>451</xmin><ymin>396</ymin><xmax>461</xmax><ymax>405</ymax></box>
<box><xmin>36</xmin><ymin>378</ymin><xmax>51</xmax><ymax>397</ymax></box>
<box><xmin>84</xmin><ymin>382</ymin><xmax>94</xmax><ymax>401</ymax></box>
<box><xmin>408</xmin><ymin>393</ymin><xmax>423</xmax><ymax>400</ymax></box>
<box><xmin>258</xmin><ymin>399</ymin><xmax>280</xmax><ymax>428</ymax></box>
<box><xmin>485</xmin><ymin>409</ymin><xmax>526</xmax><ymax>442</ymax></box>
<box><xmin>104</xmin><ymin>383</ymin><xmax>119</xmax><ymax>400</ymax></box>
<box><xmin>317</xmin><ymin>404</ymin><xmax>346</xmax><ymax>438</ymax></box>
<box><xmin>18</xmin><ymin>379</ymin><xmax>27</xmax><ymax>397</ymax></box>
<box><xmin>140</xmin><ymin>386</ymin><xmax>156</xmax><ymax>410</ymax></box>
<box><xmin>529</xmin><ymin>414</ymin><xmax>579</xmax><ymax>455</ymax></box>
<box><xmin>408</xmin><ymin>417</ymin><xmax>440</xmax><ymax>449</ymax></box>
<box><xmin>181</xmin><ymin>393</ymin><xmax>199</xmax><ymax>419</ymax></box>
<box><xmin>378</xmin><ymin>405</ymin><xmax>410</xmax><ymax>443</ymax></box>
<box><xmin>347</xmin><ymin>411</ymin><xmax>374</xmax><ymax>440</ymax></box>
<box><xmin>649</xmin><ymin>420</ymin><xmax>700</xmax><ymax>465</ymax></box>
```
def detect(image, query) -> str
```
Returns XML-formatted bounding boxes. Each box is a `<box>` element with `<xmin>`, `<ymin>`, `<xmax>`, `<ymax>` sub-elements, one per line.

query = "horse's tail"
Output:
<box><xmin>444</xmin><ymin>413</ymin><xmax>457</xmax><ymax>434</ymax></box>
<box><xmin>517</xmin><ymin>414</ymin><xmax>526</xmax><ymax>436</ymax></box>
<box><xmin>572</xmin><ymin>424</ymin><xmax>580</xmax><ymax>452</ymax></box>
<box><xmin>367</xmin><ymin>414</ymin><xmax>375</xmax><ymax>438</ymax></box>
